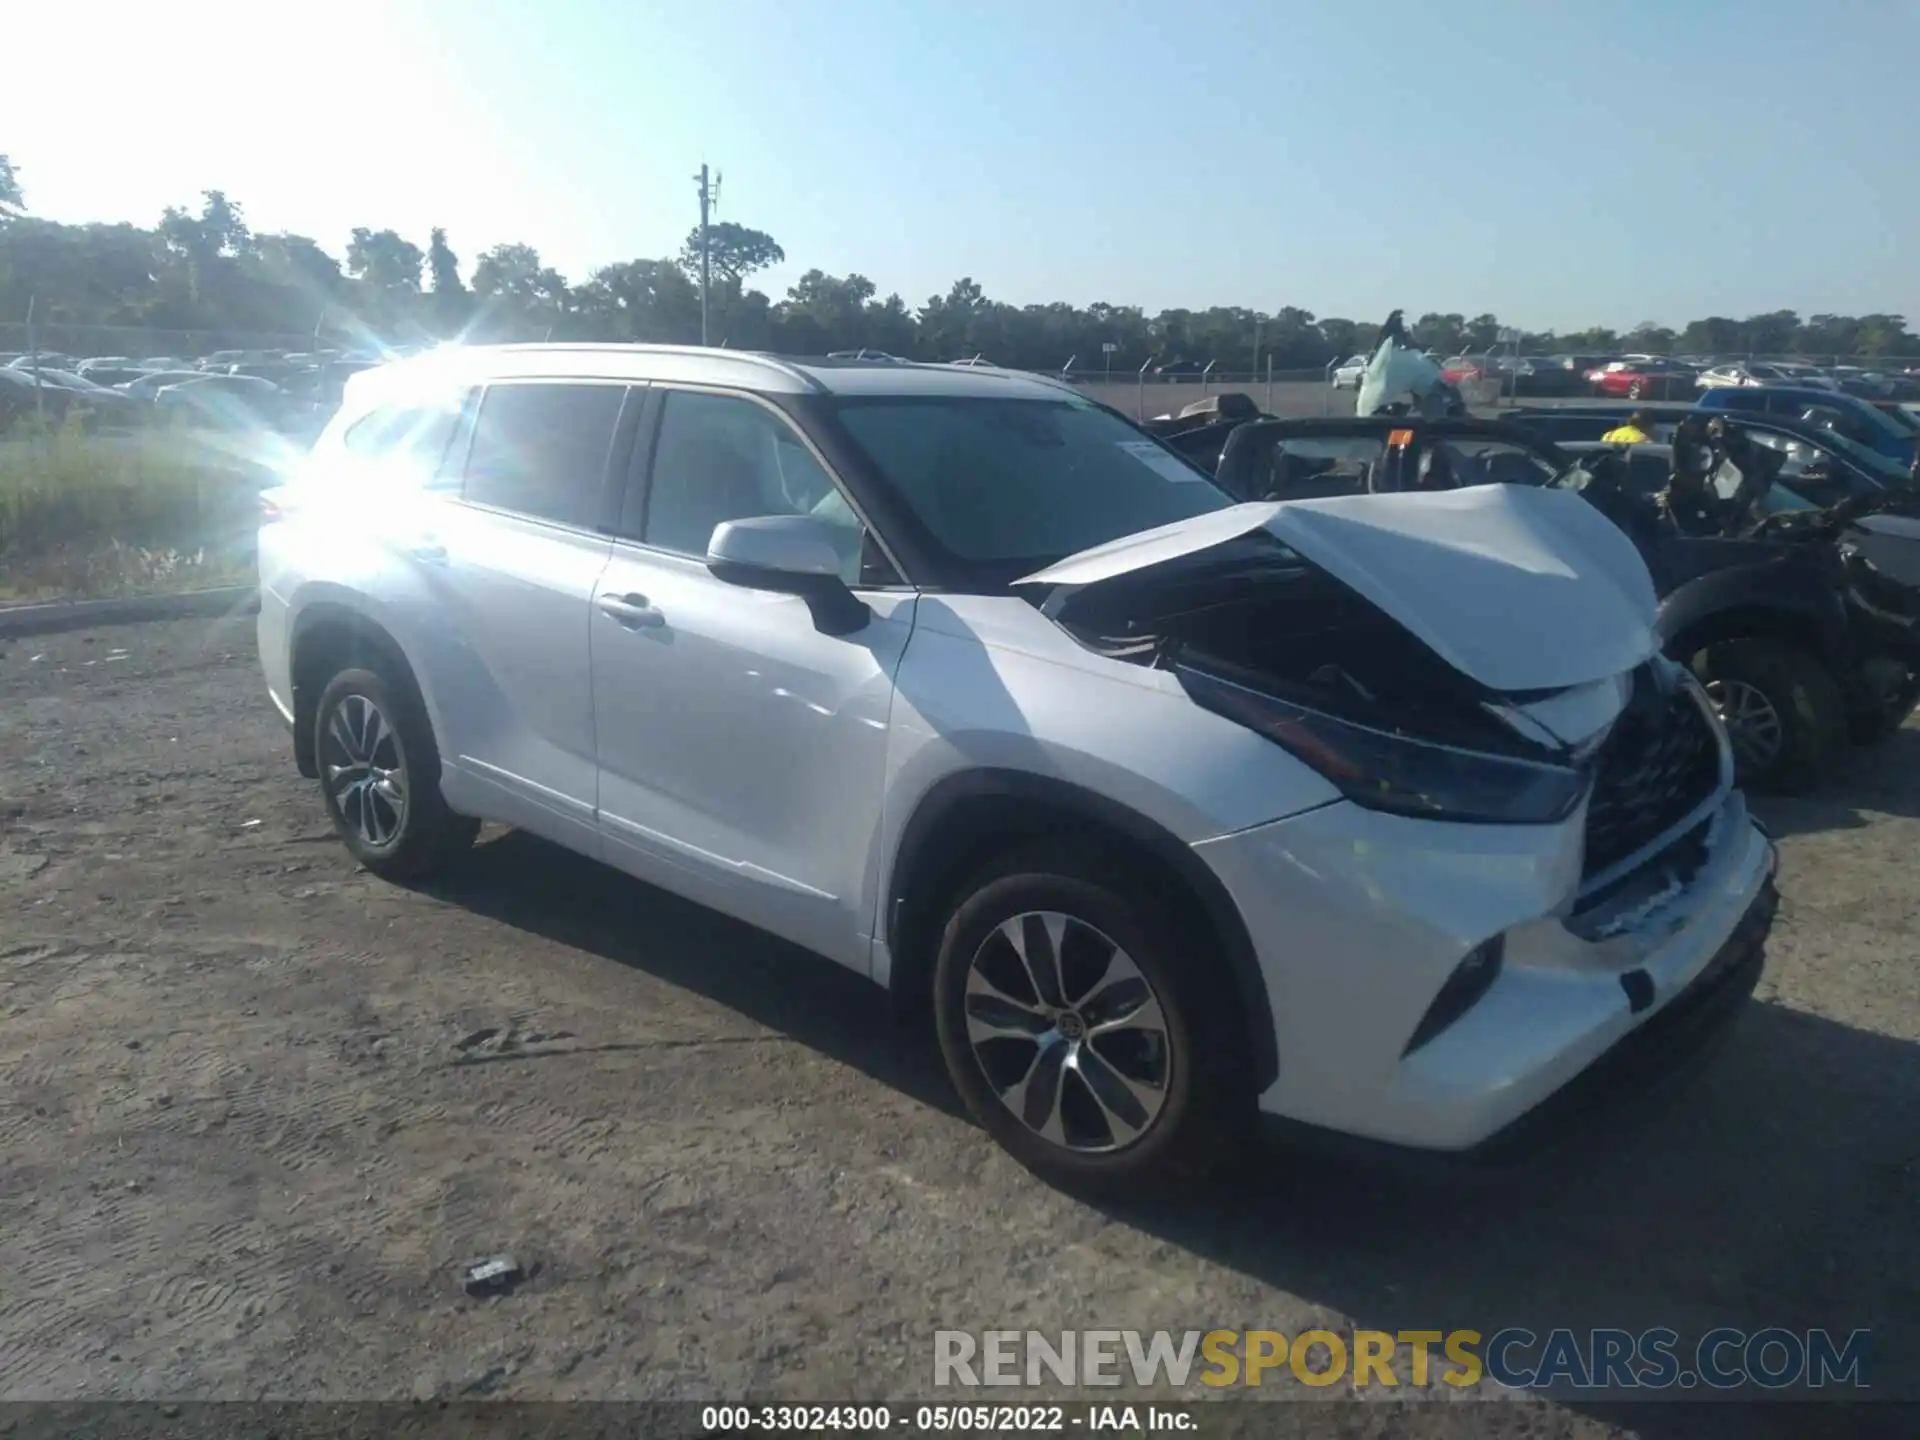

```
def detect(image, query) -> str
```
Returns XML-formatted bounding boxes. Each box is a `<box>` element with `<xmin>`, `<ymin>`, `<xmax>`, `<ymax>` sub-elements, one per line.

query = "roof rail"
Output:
<box><xmin>478</xmin><ymin>341</ymin><xmax>830</xmax><ymax>394</ymax></box>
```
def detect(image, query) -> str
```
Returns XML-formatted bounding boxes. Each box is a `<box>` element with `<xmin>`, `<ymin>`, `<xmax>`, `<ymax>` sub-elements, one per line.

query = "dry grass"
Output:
<box><xmin>0</xmin><ymin>421</ymin><xmax>270</xmax><ymax>601</ymax></box>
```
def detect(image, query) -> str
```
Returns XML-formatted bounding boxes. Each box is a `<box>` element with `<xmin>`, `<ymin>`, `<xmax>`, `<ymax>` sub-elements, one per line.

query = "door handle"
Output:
<box><xmin>407</xmin><ymin>540</ymin><xmax>448</xmax><ymax>564</ymax></box>
<box><xmin>595</xmin><ymin>592</ymin><xmax>665</xmax><ymax>629</ymax></box>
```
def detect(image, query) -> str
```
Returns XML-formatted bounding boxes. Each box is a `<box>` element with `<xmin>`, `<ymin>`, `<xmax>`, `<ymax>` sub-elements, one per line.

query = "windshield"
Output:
<box><xmin>1879</xmin><ymin>405</ymin><xmax>1920</xmax><ymax>435</ymax></box>
<box><xmin>829</xmin><ymin>396</ymin><xmax>1232</xmax><ymax>580</ymax></box>
<box><xmin>1789</xmin><ymin>422</ymin><xmax>1910</xmax><ymax>480</ymax></box>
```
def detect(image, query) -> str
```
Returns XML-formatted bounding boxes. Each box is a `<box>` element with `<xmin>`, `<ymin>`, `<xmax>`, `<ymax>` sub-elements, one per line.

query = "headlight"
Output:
<box><xmin>1179</xmin><ymin>666</ymin><xmax>1589</xmax><ymax>824</ymax></box>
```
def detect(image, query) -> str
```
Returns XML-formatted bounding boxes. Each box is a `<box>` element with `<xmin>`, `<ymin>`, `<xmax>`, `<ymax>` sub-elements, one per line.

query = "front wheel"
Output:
<box><xmin>1849</xmin><ymin>665</ymin><xmax>1920</xmax><ymax>745</ymax></box>
<box><xmin>314</xmin><ymin>666</ymin><xmax>478</xmax><ymax>880</ymax></box>
<box><xmin>1696</xmin><ymin>640</ymin><xmax>1847</xmax><ymax>793</ymax></box>
<box><xmin>931</xmin><ymin>840</ymin><xmax>1248</xmax><ymax>1191</ymax></box>
<box><xmin>1628</xmin><ymin>380</ymin><xmax>1646</xmax><ymax>399</ymax></box>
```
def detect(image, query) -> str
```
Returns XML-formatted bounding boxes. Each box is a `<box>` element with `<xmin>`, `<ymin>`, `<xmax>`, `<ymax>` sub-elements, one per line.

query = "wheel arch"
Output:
<box><xmin>287</xmin><ymin>601</ymin><xmax>424</xmax><ymax>780</ymax></box>
<box><xmin>882</xmin><ymin>768</ymin><xmax>1280</xmax><ymax>1091</ymax></box>
<box><xmin>1660</xmin><ymin>597</ymin><xmax>1847</xmax><ymax>674</ymax></box>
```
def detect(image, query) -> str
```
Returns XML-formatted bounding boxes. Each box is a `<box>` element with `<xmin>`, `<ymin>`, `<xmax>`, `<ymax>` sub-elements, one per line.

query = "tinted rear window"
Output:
<box><xmin>463</xmin><ymin>382</ymin><xmax>625</xmax><ymax>527</ymax></box>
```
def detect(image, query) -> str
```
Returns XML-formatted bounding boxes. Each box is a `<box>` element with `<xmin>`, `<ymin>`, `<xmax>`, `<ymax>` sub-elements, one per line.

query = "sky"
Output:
<box><xmin>4</xmin><ymin>0</ymin><xmax>1917</xmax><ymax>331</ymax></box>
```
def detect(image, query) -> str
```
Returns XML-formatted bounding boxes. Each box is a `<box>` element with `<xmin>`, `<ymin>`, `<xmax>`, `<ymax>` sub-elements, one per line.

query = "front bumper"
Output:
<box><xmin>1194</xmin><ymin>788</ymin><xmax>1777</xmax><ymax>1152</ymax></box>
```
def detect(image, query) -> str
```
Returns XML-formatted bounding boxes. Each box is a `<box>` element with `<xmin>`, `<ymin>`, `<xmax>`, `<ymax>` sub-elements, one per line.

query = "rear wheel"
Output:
<box><xmin>314</xmin><ymin>666</ymin><xmax>478</xmax><ymax>880</ymax></box>
<box><xmin>1696</xmin><ymin>640</ymin><xmax>1847</xmax><ymax>793</ymax></box>
<box><xmin>1628</xmin><ymin>380</ymin><xmax>1646</xmax><ymax>399</ymax></box>
<box><xmin>931</xmin><ymin>839</ymin><xmax>1249</xmax><ymax>1191</ymax></box>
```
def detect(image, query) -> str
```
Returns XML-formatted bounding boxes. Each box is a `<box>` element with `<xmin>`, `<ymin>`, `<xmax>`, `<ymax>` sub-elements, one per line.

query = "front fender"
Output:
<box><xmin>1657</xmin><ymin>561</ymin><xmax>1849</xmax><ymax>660</ymax></box>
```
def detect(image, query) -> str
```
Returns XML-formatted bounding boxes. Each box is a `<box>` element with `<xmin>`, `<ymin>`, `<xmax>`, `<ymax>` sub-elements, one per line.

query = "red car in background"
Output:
<box><xmin>1585</xmin><ymin>359</ymin><xmax>1694</xmax><ymax>399</ymax></box>
<box><xmin>1441</xmin><ymin>354</ymin><xmax>1501</xmax><ymax>385</ymax></box>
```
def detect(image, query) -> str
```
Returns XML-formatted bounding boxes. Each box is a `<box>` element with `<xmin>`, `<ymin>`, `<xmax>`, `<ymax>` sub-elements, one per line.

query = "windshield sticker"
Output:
<box><xmin>1118</xmin><ymin>440</ymin><xmax>1208</xmax><ymax>483</ymax></box>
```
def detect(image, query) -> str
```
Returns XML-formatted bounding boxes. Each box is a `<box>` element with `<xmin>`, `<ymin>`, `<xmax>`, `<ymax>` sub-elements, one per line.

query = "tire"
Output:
<box><xmin>1849</xmin><ymin>670</ymin><xmax>1920</xmax><ymax>745</ymax></box>
<box><xmin>931</xmin><ymin>838</ymin><xmax>1250</xmax><ymax>1191</ymax></box>
<box><xmin>1695</xmin><ymin>640</ymin><xmax>1848</xmax><ymax>794</ymax></box>
<box><xmin>1628</xmin><ymin>380</ymin><xmax>1645</xmax><ymax>399</ymax></box>
<box><xmin>312</xmin><ymin>665</ymin><xmax>478</xmax><ymax>881</ymax></box>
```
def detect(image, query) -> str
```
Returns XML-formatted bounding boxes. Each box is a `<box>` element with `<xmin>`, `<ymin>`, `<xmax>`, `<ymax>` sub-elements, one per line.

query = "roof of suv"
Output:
<box><xmin>360</xmin><ymin>343</ymin><xmax>1081</xmax><ymax>401</ymax></box>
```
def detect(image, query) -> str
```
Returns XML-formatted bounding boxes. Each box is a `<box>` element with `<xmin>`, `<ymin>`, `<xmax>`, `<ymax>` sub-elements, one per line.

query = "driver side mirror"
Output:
<box><xmin>706</xmin><ymin>515</ymin><xmax>870</xmax><ymax>637</ymax></box>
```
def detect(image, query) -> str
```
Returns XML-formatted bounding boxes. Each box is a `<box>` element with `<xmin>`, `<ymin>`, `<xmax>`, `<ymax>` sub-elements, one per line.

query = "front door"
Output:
<box><xmin>589</xmin><ymin>387</ymin><xmax>914</xmax><ymax>969</ymax></box>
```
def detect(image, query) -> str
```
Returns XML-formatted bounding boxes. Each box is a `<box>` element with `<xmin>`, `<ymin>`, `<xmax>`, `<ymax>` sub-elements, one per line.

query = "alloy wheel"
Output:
<box><xmin>1705</xmin><ymin>678</ymin><xmax>1786</xmax><ymax>772</ymax></box>
<box><xmin>321</xmin><ymin>693</ymin><xmax>408</xmax><ymax>848</ymax></box>
<box><xmin>961</xmin><ymin>911</ymin><xmax>1172</xmax><ymax>1153</ymax></box>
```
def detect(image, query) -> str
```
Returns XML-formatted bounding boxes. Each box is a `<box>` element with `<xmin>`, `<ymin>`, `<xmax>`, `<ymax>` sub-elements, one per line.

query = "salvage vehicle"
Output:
<box><xmin>1193</xmin><ymin>414</ymin><xmax>1920</xmax><ymax>789</ymax></box>
<box><xmin>257</xmin><ymin>345</ymin><xmax>1776</xmax><ymax>1187</ymax></box>
<box><xmin>1693</xmin><ymin>384</ymin><xmax>1916</xmax><ymax>465</ymax></box>
<box><xmin>1503</xmin><ymin>403</ymin><xmax>1917</xmax><ymax>494</ymax></box>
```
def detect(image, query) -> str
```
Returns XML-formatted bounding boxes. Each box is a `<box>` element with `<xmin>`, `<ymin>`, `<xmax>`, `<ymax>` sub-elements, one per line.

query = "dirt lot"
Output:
<box><xmin>1</xmin><ymin>614</ymin><xmax>1917</xmax><ymax>1433</ymax></box>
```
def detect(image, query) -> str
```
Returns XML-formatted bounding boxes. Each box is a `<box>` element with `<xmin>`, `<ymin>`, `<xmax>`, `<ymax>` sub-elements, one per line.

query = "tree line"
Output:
<box><xmin>2</xmin><ymin>160</ymin><xmax>1917</xmax><ymax>371</ymax></box>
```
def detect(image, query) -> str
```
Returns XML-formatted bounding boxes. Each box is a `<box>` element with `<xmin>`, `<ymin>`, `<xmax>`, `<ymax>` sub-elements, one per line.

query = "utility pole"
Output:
<box><xmin>693</xmin><ymin>163</ymin><xmax>721</xmax><ymax>346</ymax></box>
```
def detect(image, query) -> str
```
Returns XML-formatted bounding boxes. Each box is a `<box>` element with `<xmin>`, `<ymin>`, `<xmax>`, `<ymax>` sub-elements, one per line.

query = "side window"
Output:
<box><xmin>1256</xmin><ymin>436</ymin><xmax>1385</xmax><ymax>500</ymax></box>
<box><xmin>341</xmin><ymin>400</ymin><xmax>464</xmax><ymax>487</ymax></box>
<box><xmin>632</xmin><ymin>390</ymin><xmax>868</xmax><ymax>582</ymax></box>
<box><xmin>463</xmin><ymin>382</ymin><xmax>625</xmax><ymax>527</ymax></box>
<box><xmin>1428</xmin><ymin>438</ymin><xmax>1558</xmax><ymax>489</ymax></box>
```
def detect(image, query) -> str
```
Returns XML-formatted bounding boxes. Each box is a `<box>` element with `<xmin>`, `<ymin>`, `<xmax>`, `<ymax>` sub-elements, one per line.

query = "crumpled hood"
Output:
<box><xmin>1016</xmin><ymin>485</ymin><xmax>1659</xmax><ymax>693</ymax></box>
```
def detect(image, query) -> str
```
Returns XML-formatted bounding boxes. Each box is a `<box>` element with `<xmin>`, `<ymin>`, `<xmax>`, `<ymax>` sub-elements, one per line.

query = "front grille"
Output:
<box><xmin>1582</xmin><ymin>668</ymin><xmax>1722</xmax><ymax>880</ymax></box>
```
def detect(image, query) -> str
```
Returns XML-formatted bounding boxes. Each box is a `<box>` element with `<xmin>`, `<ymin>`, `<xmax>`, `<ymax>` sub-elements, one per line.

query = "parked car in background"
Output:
<box><xmin>72</xmin><ymin>365</ymin><xmax>151</xmax><ymax>388</ymax></box>
<box><xmin>1439</xmin><ymin>354</ymin><xmax>1508</xmax><ymax>385</ymax></box>
<box><xmin>1830</xmin><ymin>366</ymin><xmax>1895</xmax><ymax>398</ymax></box>
<box><xmin>1330</xmin><ymin>354</ymin><xmax>1368</xmax><ymax>388</ymax></box>
<box><xmin>1508</xmin><ymin>356</ymin><xmax>1584</xmax><ymax>396</ymax></box>
<box><xmin>139</xmin><ymin>355</ymin><xmax>189</xmax><ymax>370</ymax></box>
<box><xmin>6</xmin><ymin>353</ymin><xmax>78</xmax><ymax>372</ymax></box>
<box><xmin>1551</xmin><ymin>354</ymin><xmax>1614</xmax><ymax>380</ymax></box>
<box><xmin>154</xmin><ymin>373</ymin><xmax>288</xmax><ymax>429</ymax></box>
<box><xmin>1697</xmin><ymin>362</ymin><xmax>1838</xmax><ymax>392</ymax></box>
<box><xmin>0</xmin><ymin>364</ymin><xmax>139</xmax><ymax>430</ymax></box>
<box><xmin>256</xmin><ymin>343</ymin><xmax>1778</xmax><ymax>1185</ymax></box>
<box><xmin>0</xmin><ymin>367</ymin><xmax>83</xmax><ymax>430</ymax></box>
<box><xmin>1694</xmin><ymin>384</ymin><xmax>1916</xmax><ymax>465</ymax></box>
<box><xmin>280</xmin><ymin>359</ymin><xmax>383</xmax><ymax>412</ymax></box>
<box><xmin>1505</xmin><ymin>404</ymin><xmax>1916</xmax><ymax>504</ymax></box>
<box><xmin>1587</xmin><ymin>359</ymin><xmax>1694</xmax><ymax>399</ymax></box>
<box><xmin>119</xmin><ymin>369</ymin><xmax>218</xmax><ymax>401</ymax></box>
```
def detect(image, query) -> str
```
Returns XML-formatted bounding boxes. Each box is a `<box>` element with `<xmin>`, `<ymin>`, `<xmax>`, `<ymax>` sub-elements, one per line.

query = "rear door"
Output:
<box><xmin>588</xmin><ymin>386</ymin><xmax>915</xmax><ymax>970</ymax></box>
<box><xmin>415</xmin><ymin>379</ymin><xmax>632</xmax><ymax>854</ymax></box>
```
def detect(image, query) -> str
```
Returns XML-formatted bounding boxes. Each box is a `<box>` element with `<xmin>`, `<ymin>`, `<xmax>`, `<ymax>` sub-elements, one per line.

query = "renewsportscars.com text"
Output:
<box><xmin>933</xmin><ymin>1327</ymin><xmax>1872</xmax><ymax>1392</ymax></box>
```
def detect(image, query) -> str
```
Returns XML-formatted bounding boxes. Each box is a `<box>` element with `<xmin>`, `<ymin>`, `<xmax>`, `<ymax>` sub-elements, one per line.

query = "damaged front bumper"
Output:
<box><xmin>1194</xmin><ymin>785</ymin><xmax>1777</xmax><ymax>1155</ymax></box>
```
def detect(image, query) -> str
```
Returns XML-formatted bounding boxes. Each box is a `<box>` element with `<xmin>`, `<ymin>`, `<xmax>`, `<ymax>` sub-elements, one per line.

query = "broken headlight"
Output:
<box><xmin>1180</xmin><ymin>666</ymin><xmax>1588</xmax><ymax>824</ymax></box>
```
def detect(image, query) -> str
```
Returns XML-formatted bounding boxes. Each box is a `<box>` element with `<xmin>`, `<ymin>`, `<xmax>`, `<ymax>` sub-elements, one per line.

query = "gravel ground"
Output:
<box><xmin>1</xmin><ymin>615</ymin><xmax>1916</xmax><ymax>1436</ymax></box>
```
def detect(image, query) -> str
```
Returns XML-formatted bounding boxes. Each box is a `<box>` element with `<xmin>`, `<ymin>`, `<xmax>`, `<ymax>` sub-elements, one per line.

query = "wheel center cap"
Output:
<box><xmin>1056</xmin><ymin>1011</ymin><xmax>1086</xmax><ymax>1041</ymax></box>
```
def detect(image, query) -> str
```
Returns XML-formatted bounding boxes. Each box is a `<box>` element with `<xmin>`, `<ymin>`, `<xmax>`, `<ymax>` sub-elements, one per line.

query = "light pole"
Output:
<box><xmin>693</xmin><ymin>163</ymin><xmax>721</xmax><ymax>346</ymax></box>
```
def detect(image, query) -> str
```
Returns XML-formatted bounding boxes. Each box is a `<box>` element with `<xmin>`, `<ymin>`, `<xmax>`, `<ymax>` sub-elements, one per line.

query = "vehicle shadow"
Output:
<box><xmin>426</xmin><ymin>828</ymin><xmax>1919</xmax><ymax>1428</ymax></box>
<box><xmin>1748</xmin><ymin>722</ymin><xmax>1920</xmax><ymax>837</ymax></box>
<box><xmin>422</xmin><ymin>828</ymin><xmax>967</xmax><ymax>1122</ymax></box>
<box><xmin>1091</xmin><ymin>998</ymin><xmax>1920</xmax><ymax>1429</ymax></box>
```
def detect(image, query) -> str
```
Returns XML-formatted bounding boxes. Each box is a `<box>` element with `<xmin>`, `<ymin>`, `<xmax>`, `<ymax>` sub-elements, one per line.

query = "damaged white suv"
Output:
<box><xmin>258</xmin><ymin>346</ymin><xmax>1778</xmax><ymax>1186</ymax></box>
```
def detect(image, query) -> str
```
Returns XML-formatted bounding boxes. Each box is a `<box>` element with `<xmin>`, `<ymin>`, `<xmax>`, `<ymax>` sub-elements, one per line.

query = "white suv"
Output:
<box><xmin>258</xmin><ymin>345</ymin><xmax>1778</xmax><ymax>1186</ymax></box>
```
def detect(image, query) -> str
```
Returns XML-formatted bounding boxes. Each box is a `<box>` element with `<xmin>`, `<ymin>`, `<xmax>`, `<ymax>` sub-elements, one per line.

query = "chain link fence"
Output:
<box><xmin>0</xmin><ymin>323</ymin><xmax>339</xmax><ymax>363</ymax></box>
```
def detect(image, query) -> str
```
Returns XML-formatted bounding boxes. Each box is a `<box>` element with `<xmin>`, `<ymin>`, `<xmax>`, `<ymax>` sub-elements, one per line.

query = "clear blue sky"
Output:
<box><xmin>5</xmin><ymin>0</ymin><xmax>1916</xmax><ymax>330</ymax></box>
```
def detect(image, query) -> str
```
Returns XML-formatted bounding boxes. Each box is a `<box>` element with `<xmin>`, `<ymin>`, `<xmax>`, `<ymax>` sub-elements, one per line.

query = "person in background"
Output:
<box><xmin>1602</xmin><ymin>409</ymin><xmax>1657</xmax><ymax>445</ymax></box>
